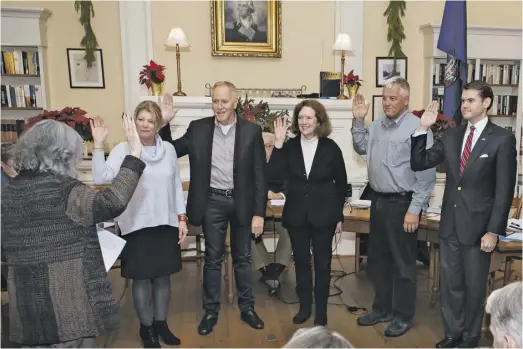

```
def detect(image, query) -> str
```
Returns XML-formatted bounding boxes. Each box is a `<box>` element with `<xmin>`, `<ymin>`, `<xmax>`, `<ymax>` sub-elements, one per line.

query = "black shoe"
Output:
<box><xmin>356</xmin><ymin>311</ymin><xmax>393</xmax><ymax>326</ymax></box>
<box><xmin>436</xmin><ymin>337</ymin><xmax>462</xmax><ymax>348</ymax></box>
<box><xmin>292</xmin><ymin>306</ymin><xmax>312</xmax><ymax>324</ymax></box>
<box><xmin>456</xmin><ymin>339</ymin><xmax>479</xmax><ymax>348</ymax></box>
<box><xmin>139</xmin><ymin>324</ymin><xmax>161</xmax><ymax>348</ymax></box>
<box><xmin>154</xmin><ymin>319</ymin><xmax>181</xmax><ymax>345</ymax></box>
<box><xmin>384</xmin><ymin>320</ymin><xmax>412</xmax><ymax>337</ymax></box>
<box><xmin>198</xmin><ymin>313</ymin><xmax>218</xmax><ymax>336</ymax></box>
<box><xmin>241</xmin><ymin>309</ymin><xmax>264</xmax><ymax>329</ymax></box>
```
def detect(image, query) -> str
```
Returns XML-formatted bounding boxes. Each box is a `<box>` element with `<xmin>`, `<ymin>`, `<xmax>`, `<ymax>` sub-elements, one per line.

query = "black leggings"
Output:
<box><xmin>132</xmin><ymin>276</ymin><xmax>171</xmax><ymax>326</ymax></box>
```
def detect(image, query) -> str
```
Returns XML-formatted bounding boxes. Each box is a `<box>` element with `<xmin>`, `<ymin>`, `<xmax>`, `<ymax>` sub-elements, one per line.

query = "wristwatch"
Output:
<box><xmin>178</xmin><ymin>215</ymin><xmax>188</xmax><ymax>222</ymax></box>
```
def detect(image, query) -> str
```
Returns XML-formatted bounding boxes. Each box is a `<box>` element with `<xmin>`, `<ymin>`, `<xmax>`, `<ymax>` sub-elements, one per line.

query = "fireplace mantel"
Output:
<box><xmin>140</xmin><ymin>96</ymin><xmax>368</xmax><ymax>185</ymax></box>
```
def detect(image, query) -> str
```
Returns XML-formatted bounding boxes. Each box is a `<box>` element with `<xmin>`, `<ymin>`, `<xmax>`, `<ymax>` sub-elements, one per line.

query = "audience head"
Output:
<box><xmin>283</xmin><ymin>326</ymin><xmax>353</xmax><ymax>348</ymax></box>
<box><xmin>12</xmin><ymin>119</ymin><xmax>83</xmax><ymax>177</ymax></box>
<box><xmin>262</xmin><ymin>132</ymin><xmax>275</xmax><ymax>162</ymax></box>
<box><xmin>134</xmin><ymin>100</ymin><xmax>163</xmax><ymax>145</ymax></box>
<box><xmin>212</xmin><ymin>81</ymin><xmax>238</xmax><ymax>125</ymax></box>
<box><xmin>381</xmin><ymin>76</ymin><xmax>410</xmax><ymax>119</ymax></box>
<box><xmin>1</xmin><ymin>142</ymin><xmax>16</xmax><ymax>176</ymax></box>
<box><xmin>462</xmin><ymin>80</ymin><xmax>494</xmax><ymax>121</ymax></box>
<box><xmin>290</xmin><ymin>99</ymin><xmax>332</xmax><ymax>140</ymax></box>
<box><xmin>486</xmin><ymin>281</ymin><xmax>522</xmax><ymax>348</ymax></box>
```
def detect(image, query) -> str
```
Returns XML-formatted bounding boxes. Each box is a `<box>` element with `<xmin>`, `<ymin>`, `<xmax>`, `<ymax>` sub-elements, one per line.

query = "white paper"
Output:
<box><xmin>102</xmin><ymin>222</ymin><xmax>115</xmax><ymax>228</ymax></box>
<box><xmin>426</xmin><ymin>207</ymin><xmax>441</xmax><ymax>214</ymax></box>
<box><xmin>507</xmin><ymin>219</ymin><xmax>522</xmax><ymax>232</ymax></box>
<box><xmin>97</xmin><ymin>229</ymin><xmax>126</xmax><ymax>272</ymax></box>
<box><xmin>500</xmin><ymin>232</ymin><xmax>522</xmax><ymax>242</ymax></box>
<box><xmin>351</xmin><ymin>200</ymin><xmax>371</xmax><ymax>208</ymax></box>
<box><xmin>270</xmin><ymin>199</ymin><xmax>286</xmax><ymax>206</ymax></box>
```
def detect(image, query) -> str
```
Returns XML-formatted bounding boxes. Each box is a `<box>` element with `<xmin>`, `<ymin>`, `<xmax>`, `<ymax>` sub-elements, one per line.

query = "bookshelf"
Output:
<box><xmin>1</xmin><ymin>6</ymin><xmax>51</xmax><ymax>122</ymax></box>
<box><xmin>421</xmin><ymin>25</ymin><xmax>523</xmax><ymax>195</ymax></box>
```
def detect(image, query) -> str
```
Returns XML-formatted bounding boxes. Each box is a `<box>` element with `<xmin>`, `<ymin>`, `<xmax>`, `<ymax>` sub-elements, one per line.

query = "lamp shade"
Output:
<box><xmin>332</xmin><ymin>33</ymin><xmax>352</xmax><ymax>51</ymax></box>
<box><xmin>165</xmin><ymin>28</ymin><xmax>190</xmax><ymax>47</ymax></box>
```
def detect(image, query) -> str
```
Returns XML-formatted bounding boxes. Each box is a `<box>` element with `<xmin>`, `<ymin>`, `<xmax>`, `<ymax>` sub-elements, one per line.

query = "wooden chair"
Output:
<box><xmin>181</xmin><ymin>181</ymin><xmax>204</xmax><ymax>266</ymax></box>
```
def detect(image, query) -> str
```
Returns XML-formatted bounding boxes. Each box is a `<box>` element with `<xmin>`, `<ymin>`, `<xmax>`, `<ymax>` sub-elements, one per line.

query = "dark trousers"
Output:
<box><xmin>439</xmin><ymin>230</ymin><xmax>490</xmax><ymax>341</ymax></box>
<box><xmin>287</xmin><ymin>223</ymin><xmax>335</xmax><ymax>317</ymax></box>
<box><xmin>202</xmin><ymin>193</ymin><xmax>254</xmax><ymax>314</ymax></box>
<box><xmin>368</xmin><ymin>194</ymin><xmax>418</xmax><ymax>322</ymax></box>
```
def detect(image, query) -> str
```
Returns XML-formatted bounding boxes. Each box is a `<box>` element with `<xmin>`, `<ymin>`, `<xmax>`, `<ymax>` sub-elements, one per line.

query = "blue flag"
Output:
<box><xmin>437</xmin><ymin>0</ymin><xmax>467</xmax><ymax>124</ymax></box>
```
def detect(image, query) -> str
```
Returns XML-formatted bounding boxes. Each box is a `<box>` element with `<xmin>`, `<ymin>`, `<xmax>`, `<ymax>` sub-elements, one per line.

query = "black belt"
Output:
<box><xmin>210</xmin><ymin>187</ymin><xmax>234</xmax><ymax>197</ymax></box>
<box><xmin>374</xmin><ymin>191</ymin><xmax>413</xmax><ymax>199</ymax></box>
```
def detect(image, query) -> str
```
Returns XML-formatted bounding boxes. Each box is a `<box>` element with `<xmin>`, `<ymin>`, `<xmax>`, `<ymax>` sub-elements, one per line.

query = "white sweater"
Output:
<box><xmin>92</xmin><ymin>135</ymin><xmax>185</xmax><ymax>235</ymax></box>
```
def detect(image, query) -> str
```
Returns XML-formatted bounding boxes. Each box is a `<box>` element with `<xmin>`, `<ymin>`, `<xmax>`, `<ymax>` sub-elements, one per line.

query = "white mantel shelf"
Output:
<box><xmin>140</xmin><ymin>96</ymin><xmax>354</xmax><ymax>114</ymax></box>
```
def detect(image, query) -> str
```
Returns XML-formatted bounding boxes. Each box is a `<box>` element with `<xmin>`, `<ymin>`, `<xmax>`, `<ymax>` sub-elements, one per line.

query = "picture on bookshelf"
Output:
<box><xmin>66</xmin><ymin>48</ymin><xmax>105</xmax><ymax>89</ymax></box>
<box><xmin>372</xmin><ymin>95</ymin><xmax>383</xmax><ymax>121</ymax></box>
<box><xmin>375</xmin><ymin>57</ymin><xmax>408</xmax><ymax>87</ymax></box>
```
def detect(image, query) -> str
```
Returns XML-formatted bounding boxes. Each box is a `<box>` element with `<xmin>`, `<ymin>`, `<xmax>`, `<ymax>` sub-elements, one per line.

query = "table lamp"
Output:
<box><xmin>165</xmin><ymin>28</ymin><xmax>190</xmax><ymax>96</ymax></box>
<box><xmin>332</xmin><ymin>33</ymin><xmax>353</xmax><ymax>100</ymax></box>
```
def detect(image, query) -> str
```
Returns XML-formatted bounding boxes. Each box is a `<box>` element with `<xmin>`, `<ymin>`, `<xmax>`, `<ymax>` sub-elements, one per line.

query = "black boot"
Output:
<box><xmin>154</xmin><ymin>319</ymin><xmax>181</xmax><ymax>345</ymax></box>
<box><xmin>139</xmin><ymin>324</ymin><xmax>161</xmax><ymax>348</ymax></box>
<box><xmin>293</xmin><ymin>304</ymin><xmax>312</xmax><ymax>324</ymax></box>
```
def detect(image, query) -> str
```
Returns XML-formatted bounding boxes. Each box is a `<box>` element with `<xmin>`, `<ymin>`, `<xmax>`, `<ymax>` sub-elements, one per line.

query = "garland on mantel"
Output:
<box><xmin>74</xmin><ymin>1</ymin><xmax>98</xmax><ymax>68</ymax></box>
<box><xmin>383</xmin><ymin>0</ymin><xmax>407</xmax><ymax>73</ymax></box>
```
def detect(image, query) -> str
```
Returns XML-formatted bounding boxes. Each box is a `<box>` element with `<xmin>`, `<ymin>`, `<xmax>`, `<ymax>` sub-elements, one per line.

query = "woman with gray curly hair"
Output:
<box><xmin>1</xmin><ymin>115</ymin><xmax>145</xmax><ymax>348</ymax></box>
<box><xmin>283</xmin><ymin>326</ymin><xmax>353</xmax><ymax>348</ymax></box>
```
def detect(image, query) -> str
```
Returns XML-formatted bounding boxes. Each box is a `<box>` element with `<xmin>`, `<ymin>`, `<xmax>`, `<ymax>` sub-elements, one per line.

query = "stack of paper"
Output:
<box><xmin>500</xmin><ymin>219</ymin><xmax>523</xmax><ymax>242</ymax></box>
<box><xmin>270</xmin><ymin>199</ymin><xmax>285</xmax><ymax>207</ymax></box>
<box><xmin>351</xmin><ymin>200</ymin><xmax>371</xmax><ymax>209</ymax></box>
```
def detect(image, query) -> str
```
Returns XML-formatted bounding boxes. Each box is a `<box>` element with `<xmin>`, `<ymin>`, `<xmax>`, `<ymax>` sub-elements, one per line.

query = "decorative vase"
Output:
<box><xmin>151</xmin><ymin>81</ymin><xmax>164</xmax><ymax>96</ymax></box>
<box><xmin>347</xmin><ymin>84</ymin><xmax>360</xmax><ymax>99</ymax></box>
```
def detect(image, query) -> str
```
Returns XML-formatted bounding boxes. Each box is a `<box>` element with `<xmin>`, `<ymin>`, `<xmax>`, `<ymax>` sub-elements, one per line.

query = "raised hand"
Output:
<box><xmin>90</xmin><ymin>116</ymin><xmax>109</xmax><ymax>148</ymax></box>
<box><xmin>273</xmin><ymin>116</ymin><xmax>288</xmax><ymax>148</ymax></box>
<box><xmin>122</xmin><ymin>112</ymin><xmax>143</xmax><ymax>158</ymax></box>
<box><xmin>420</xmin><ymin>100</ymin><xmax>439</xmax><ymax>131</ymax></box>
<box><xmin>352</xmin><ymin>93</ymin><xmax>370</xmax><ymax>120</ymax></box>
<box><xmin>159</xmin><ymin>93</ymin><xmax>179</xmax><ymax>126</ymax></box>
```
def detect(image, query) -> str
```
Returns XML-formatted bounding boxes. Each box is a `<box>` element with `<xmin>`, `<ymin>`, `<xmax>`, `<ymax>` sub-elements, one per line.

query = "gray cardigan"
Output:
<box><xmin>1</xmin><ymin>155</ymin><xmax>145</xmax><ymax>345</ymax></box>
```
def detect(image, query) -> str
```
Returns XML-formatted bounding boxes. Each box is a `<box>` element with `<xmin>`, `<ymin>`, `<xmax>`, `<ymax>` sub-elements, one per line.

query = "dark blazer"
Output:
<box><xmin>410</xmin><ymin>121</ymin><xmax>517</xmax><ymax>245</ymax></box>
<box><xmin>268</xmin><ymin>177</ymin><xmax>288</xmax><ymax>197</ymax></box>
<box><xmin>159</xmin><ymin>117</ymin><xmax>267</xmax><ymax>226</ymax></box>
<box><xmin>268</xmin><ymin>136</ymin><xmax>347</xmax><ymax>228</ymax></box>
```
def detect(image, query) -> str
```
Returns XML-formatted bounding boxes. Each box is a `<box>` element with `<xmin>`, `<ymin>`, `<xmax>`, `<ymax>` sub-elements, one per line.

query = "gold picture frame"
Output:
<box><xmin>211</xmin><ymin>0</ymin><xmax>282</xmax><ymax>58</ymax></box>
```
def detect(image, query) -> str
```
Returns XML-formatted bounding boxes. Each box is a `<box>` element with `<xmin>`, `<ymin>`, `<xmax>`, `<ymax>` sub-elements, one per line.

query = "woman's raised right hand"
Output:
<box><xmin>273</xmin><ymin>116</ymin><xmax>288</xmax><ymax>148</ymax></box>
<box><xmin>90</xmin><ymin>116</ymin><xmax>109</xmax><ymax>148</ymax></box>
<box><xmin>122</xmin><ymin>112</ymin><xmax>143</xmax><ymax>158</ymax></box>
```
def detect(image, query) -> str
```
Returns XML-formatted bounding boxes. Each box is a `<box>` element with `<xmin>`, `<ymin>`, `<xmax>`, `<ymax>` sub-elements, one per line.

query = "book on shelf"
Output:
<box><xmin>1</xmin><ymin>50</ymin><xmax>40</xmax><ymax>76</ymax></box>
<box><xmin>479</xmin><ymin>63</ymin><xmax>519</xmax><ymax>85</ymax></box>
<box><xmin>1</xmin><ymin>119</ymin><xmax>25</xmax><ymax>142</ymax></box>
<box><xmin>1</xmin><ymin>84</ymin><xmax>42</xmax><ymax>108</ymax></box>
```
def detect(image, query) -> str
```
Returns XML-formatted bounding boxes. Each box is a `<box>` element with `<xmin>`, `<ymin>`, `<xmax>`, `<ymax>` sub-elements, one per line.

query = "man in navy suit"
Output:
<box><xmin>410</xmin><ymin>80</ymin><xmax>517</xmax><ymax>348</ymax></box>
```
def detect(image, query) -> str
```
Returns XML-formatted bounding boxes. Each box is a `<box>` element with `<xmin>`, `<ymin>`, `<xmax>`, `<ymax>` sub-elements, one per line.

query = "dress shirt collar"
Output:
<box><xmin>466</xmin><ymin>116</ymin><xmax>488</xmax><ymax>135</ymax></box>
<box><xmin>215</xmin><ymin>113</ymin><xmax>237</xmax><ymax>135</ymax></box>
<box><xmin>382</xmin><ymin>108</ymin><xmax>410</xmax><ymax>128</ymax></box>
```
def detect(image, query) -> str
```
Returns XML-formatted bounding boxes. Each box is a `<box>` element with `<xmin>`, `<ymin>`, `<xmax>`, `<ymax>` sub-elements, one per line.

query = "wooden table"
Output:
<box><xmin>266</xmin><ymin>204</ymin><xmax>521</xmax><ymax>307</ymax></box>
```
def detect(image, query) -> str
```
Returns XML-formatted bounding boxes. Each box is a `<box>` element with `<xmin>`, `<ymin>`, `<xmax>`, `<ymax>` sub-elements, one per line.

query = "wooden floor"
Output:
<box><xmin>99</xmin><ymin>256</ymin><xmax>494</xmax><ymax>348</ymax></box>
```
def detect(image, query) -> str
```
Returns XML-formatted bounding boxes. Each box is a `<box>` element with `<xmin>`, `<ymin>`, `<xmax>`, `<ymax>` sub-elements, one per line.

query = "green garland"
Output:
<box><xmin>383</xmin><ymin>0</ymin><xmax>407</xmax><ymax>73</ymax></box>
<box><xmin>74</xmin><ymin>1</ymin><xmax>98</xmax><ymax>68</ymax></box>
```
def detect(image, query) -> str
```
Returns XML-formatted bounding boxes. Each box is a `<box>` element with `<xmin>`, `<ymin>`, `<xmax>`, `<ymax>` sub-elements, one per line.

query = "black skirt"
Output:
<box><xmin>120</xmin><ymin>225</ymin><xmax>182</xmax><ymax>280</ymax></box>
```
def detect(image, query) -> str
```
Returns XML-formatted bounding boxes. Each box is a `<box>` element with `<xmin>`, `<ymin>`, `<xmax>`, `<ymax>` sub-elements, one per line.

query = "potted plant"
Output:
<box><xmin>412</xmin><ymin>108</ymin><xmax>456</xmax><ymax>173</ymax></box>
<box><xmin>139</xmin><ymin>60</ymin><xmax>166</xmax><ymax>96</ymax></box>
<box><xmin>343</xmin><ymin>70</ymin><xmax>363</xmax><ymax>99</ymax></box>
<box><xmin>235</xmin><ymin>95</ymin><xmax>289</xmax><ymax>134</ymax></box>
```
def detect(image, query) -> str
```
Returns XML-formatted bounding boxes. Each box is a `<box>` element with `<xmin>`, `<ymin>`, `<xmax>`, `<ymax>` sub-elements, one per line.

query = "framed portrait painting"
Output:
<box><xmin>66</xmin><ymin>48</ymin><xmax>105</xmax><ymax>89</ymax></box>
<box><xmin>211</xmin><ymin>0</ymin><xmax>282</xmax><ymax>58</ymax></box>
<box><xmin>372</xmin><ymin>95</ymin><xmax>383</xmax><ymax>121</ymax></box>
<box><xmin>375</xmin><ymin>57</ymin><xmax>408</xmax><ymax>87</ymax></box>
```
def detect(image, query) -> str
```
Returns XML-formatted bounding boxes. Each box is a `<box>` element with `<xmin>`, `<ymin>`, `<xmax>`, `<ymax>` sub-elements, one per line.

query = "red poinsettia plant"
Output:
<box><xmin>235</xmin><ymin>96</ymin><xmax>289</xmax><ymax>133</ymax></box>
<box><xmin>344</xmin><ymin>70</ymin><xmax>363</xmax><ymax>86</ymax></box>
<box><xmin>139</xmin><ymin>60</ymin><xmax>166</xmax><ymax>88</ymax></box>
<box><xmin>412</xmin><ymin>109</ymin><xmax>456</xmax><ymax>140</ymax></box>
<box><xmin>25</xmin><ymin>107</ymin><xmax>93</xmax><ymax>141</ymax></box>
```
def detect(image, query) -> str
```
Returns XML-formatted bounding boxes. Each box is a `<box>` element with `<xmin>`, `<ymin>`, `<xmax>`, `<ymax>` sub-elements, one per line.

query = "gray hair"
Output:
<box><xmin>486</xmin><ymin>281</ymin><xmax>522</xmax><ymax>347</ymax></box>
<box><xmin>13</xmin><ymin>119</ymin><xmax>84</xmax><ymax>177</ymax></box>
<box><xmin>382</xmin><ymin>75</ymin><xmax>410</xmax><ymax>97</ymax></box>
<box><xmin>212</xmin><ymin>81</ymin><xmax>237</xmax><ymax>99</ymax></box>
<box><xmin>283</xmin><ymin>326</ymin><xmax>353</xmax><ymax>348</ymax></box>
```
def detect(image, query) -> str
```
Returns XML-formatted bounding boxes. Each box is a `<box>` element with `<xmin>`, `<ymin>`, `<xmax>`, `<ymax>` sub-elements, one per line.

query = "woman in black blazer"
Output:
<box><xmin>268</xmin><ymin>100</ymin><xmax>347</xmax><ymax>326</ymax></box>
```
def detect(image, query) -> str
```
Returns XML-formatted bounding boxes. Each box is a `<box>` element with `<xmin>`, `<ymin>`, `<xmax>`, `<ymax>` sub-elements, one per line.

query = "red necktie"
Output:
<box><xmin>460</xmin><ymin>126</ymin><xmax>475</xmax><ymax>175</ymax></box>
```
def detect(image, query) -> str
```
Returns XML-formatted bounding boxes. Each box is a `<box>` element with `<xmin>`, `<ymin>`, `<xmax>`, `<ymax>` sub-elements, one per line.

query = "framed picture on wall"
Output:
<box><xmin>66</xmin><ymin>48</ymin><xmax>105</xmax><ymax>89</ymax></box>
<box><xmin>372</xmin><ymin>95</ymin><xmax>383</xmax><ymax>121</ymax></box>
<box><xmin>211</xmin><ymin>0</ymin><xmax>282</xmax><ymax>58</ymax></box>
<box><xmin>375</xmin><ymin>57</ymin><xmax>408</xmax><ymax>87</ymax></box>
